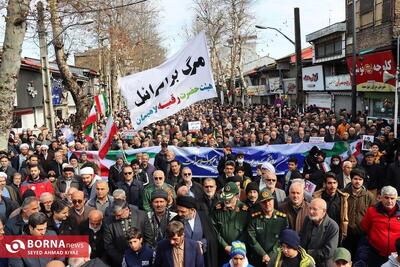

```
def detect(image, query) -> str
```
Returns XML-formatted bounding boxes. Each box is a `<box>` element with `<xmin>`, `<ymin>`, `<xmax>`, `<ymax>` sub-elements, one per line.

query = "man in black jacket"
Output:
<box><xmin>0</xmin><ymin>180</ymin><xmax>19</xmax><ymax>223</ymax></box>
<box><xmin>5</xmin><ymin>196</ymin><xmax>39</xmax><ymax>235</ymax></box>
<box><xmin>108</xmin><ymin>154</ymin><xmax>125</xmax><ymax>192</ymax></box>
<box><xmin>117</xmin><ymin>165</ymin><xmax>144</xmax><ymax>209</ymax></box>
<box><xmin>104</xmin><ymin>199</ymin><xmax>154</xmax><ymax>267</ymax></box>
<box><xmin>80</xmin><ymin>210</ymin><xmax>106</xmax><ymax>260</ymax></box>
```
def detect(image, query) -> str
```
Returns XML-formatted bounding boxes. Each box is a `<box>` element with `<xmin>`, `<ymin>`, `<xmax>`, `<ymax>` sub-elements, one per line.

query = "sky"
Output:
<box><xmin>158</xmin><ymin>0</ymin><xmax>346</xmax><ymax>60</ymax></box>
<box><xmin>15</xmin><ymin>0</ymin><xmax>346</xmax><ymax>62</ymax></box>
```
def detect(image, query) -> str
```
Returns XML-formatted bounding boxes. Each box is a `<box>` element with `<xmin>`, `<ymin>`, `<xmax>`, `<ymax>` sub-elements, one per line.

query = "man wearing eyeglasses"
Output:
<box><xmin>259</xmin><ymin>162</ymin><xmax>286</xmax><ymax>205</ymax></box>
<box><xmin>175</xmin><ymin>167</ymin><xmax>203</xmax><ymax>200</ymax></box>
<box><xmin>69</xmin><ymin>190</ymin><xmax>94</xmax><ymax>226</ymax></box>
<box><xmin>142</xmin><ymin>170</ymin><xmax>175</xmax><ymax>212</ymax></box>
<box><xmin>117</xmin><ymin>165</ymin><xmax>144</xmax><ymax>209</ymax></box>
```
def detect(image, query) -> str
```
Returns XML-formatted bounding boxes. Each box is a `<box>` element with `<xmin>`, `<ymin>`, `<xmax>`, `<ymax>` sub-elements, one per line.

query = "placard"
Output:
<box><xmin>309</xmin><ymin>136</ymin><xmax>325</xmax><ymax>143</ymax></box>
<box><xmin>188</xmin><ymin>121</ymin><xmax>201</xmax><ymax>131</ymax></box>
<box><xmin>362</xmin><ymin>135</ymin><xmax>374</xmax><ymax>151</ymax></box>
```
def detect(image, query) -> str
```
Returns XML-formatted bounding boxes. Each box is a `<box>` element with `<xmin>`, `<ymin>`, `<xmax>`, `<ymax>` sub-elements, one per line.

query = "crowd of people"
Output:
<box><xmin>0</xmin><ymin>101</ymin><xmax>400</xmax><ymax>267</ymax></box>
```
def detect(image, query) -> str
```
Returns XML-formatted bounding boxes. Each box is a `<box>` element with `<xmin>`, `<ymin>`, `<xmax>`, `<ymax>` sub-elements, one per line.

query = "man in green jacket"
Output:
<box><xmin>247</xmin><ymin>188</ymin><xmax>288</xmax><ymax>266</ymax></box>
<box><xmin>212</xmin><ymin>182</ymin><xmax>249</xmax><ymax>266</ymax></box>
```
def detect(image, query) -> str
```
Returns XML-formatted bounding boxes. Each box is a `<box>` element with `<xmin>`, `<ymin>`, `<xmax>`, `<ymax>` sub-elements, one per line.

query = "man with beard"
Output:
<box><xmin>5</xmin><ymin>196</ymin><xmax>39</xmax><ymax>235</ymax></box>
<box><xmin>243</xmin><ymin>182</ymin><xmax>259</xmax><ymax>210</ymax></box>
<box><xmin>143</xmin><ymin>170</ymin><xmax>175</xmax><ymax>212</ymax></box>
<box><xmin>81</xmin><ymin>167</ymin><xmax>101</xmax><ymax>200</ymax></box>
<box><xmin>212</xmin><ymin>182</ymin><xmax>249</xmax><ymax>265</ymax></box>
<box><xmin>48</xmin><ymin>151</ymin><xmax>67</xmax><ymax>178</ymax></box>
<box><xmin>69</xmin><ymin>191</ymin><xmax>94</xmax><ymax>226</ymax></box>
<box><xmin>55</xmin><ymin>164</ymin><xmax>82</xmax><ymax>200</ymax></box>
<box><xmin>342</xmin><ymin>168</ymin><xmax>375</xmax><ymax>256</ymax></box>
<box><xmin>175</xmin><ymin>195</ymin><xmax>218</xmax><ymax>267</ymax></box>
<box><xmin>247</xmin><ymin>188</ymin><xmax>288</xmax><ymax>266</ymax></box>
<box><xmin>80</xmin><ymin>210</ymin><xmax>106</xmax><ymax>260</ymax></box>
<box><xmin>11</xmin><ymin>143</ymin><xmax>30</xmax><ymax>172</ymax></box>
<box><xmin>20</xmin><ymin>164</ymin><xmax>54</xmax><ymax>198</ymax></box>
<box><xmin>313</xmin><ymin>172</ymin><xmax>349</xmax><ymax>243</ymax></box>
<box><xmin>147</xmin><ymin>190</ymin><xmax>177</xmax><ymax>245</ymax></box>
<box><xmin>279</xmin><ymin>179</ymin><xmax>309</xmax><ymax>233</ymax></box>
<box><xmin>0</xmin><ymin>154</ymin><xmax>16</xmax><ymax>181</ymax></box>
<box><xmin>300</xmin><ymin>198</ymin><xmax>339</xmax><ymax>267</ymax></box>
<box><xmin>104</xmin><ymin>199</ymin><xmax>153</xmax><ymax>267</ymax></box>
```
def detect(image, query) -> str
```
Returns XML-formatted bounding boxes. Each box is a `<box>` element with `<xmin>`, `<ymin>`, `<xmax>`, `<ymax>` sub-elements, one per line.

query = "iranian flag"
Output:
<box><xmin>83</xmin><ymin>103</ymin><xmax>97</xmax><ymax>141</ymax></box>
<box><xmin>98</xmin><ymin>115</ymin><xmax>117</xmax><ymax>159</ymax></box>
<box><xmin>94</xmin><ymin>93</ymin><xmax>108</xmax><ymax>116</ymax></box>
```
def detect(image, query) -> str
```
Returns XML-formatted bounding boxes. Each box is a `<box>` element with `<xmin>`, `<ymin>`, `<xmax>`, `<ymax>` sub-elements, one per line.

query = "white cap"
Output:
<box><xmin>19</xmin><ymin>143</ymin><xmax>29</xmax><ymax>150</ymax></box>
<box><xmin>261</xmin><ymin>162</ymin><xmax>275</xmax><ymax>173</ymax></box>
<box><xmin>40</xmin><ymin>144</ymin><xmax>49</xmax><ymax>150</ymax></box>
<box><xmin>80</xmin><ymin>167</ymin><xmax>94</xmax><ymax>175</ymax></box>
<box><xmin>0</xmin><ymin>172</ymin><xmax>7</xmax><ymax>178</ymax></box>
<box><xmin>68</xmin><ymin>141</ymin><xmax>75</xmax><ymax>147</ymax></box>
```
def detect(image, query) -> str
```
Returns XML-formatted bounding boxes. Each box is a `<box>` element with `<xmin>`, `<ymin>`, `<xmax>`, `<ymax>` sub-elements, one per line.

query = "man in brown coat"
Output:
<box><xmin>342</xmin><ymin>168</ymin><xmax>375</xmax><ymax>255</ymax></box>
<box><xmin>278</xmin><ymin>179</ymin><xmax>309</xmax><ymax>233</ymax></box>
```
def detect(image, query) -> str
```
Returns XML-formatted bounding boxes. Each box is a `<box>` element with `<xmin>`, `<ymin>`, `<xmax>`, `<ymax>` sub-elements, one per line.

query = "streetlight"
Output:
<box><xmin>37</xmin><ymin>1</ymin><xmax>94</xmax><ymax>135</ymax></box>
<box><xmin>255</xmin><ymin>8</ymin><xmax>303</xmax><ymax>110</ymax></box>
<box><xmin>255</xmin><ymin>25</ymin><xmax>295</xmax><ymax>45</ymax></box>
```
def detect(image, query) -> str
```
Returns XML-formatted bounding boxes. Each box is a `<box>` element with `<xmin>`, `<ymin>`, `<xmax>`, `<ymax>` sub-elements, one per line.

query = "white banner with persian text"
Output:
<box><xmin>119</xmin><ymin>32</ymin><xmax>217</xmax><ymax>130</ymax></box>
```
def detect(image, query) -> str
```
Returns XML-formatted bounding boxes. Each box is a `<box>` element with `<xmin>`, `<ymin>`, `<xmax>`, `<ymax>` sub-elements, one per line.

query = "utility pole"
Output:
<box><xmin>37</xmin><ymin>1</ymin><xmax>56</xmax><ymax>135</ymax></box>
<box><xmin>351</xmin><ymin>1</ymin><xmax>357</xmax><ymax>122</ymax></box>
<box><xmin>294</xmin><ymin>7</ymin><xmax>303</xmax><ymax>109</ymax></box>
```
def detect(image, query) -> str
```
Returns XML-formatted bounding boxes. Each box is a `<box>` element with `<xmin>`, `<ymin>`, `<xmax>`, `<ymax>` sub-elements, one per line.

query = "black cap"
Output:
<box><xmin>246</xmin><ymin>182</ymin><xmax>259</xmax><ymax>194</ymax></box>
<box><xmin>227</xmin><ymin>175</ymin><xmax>242</xmax><ymax>183</ymax></box>
<box><xmin>176</xmin><ymin>196</ymin><xmax>197</xmax><ymax>209</ymax></box>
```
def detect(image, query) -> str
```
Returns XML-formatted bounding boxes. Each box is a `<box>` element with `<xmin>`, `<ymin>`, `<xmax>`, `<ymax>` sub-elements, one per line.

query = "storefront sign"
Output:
<box><xmin>268</xmin><ymin>77</ymin><xmax>282</xmax><ymax>94</ymax></box>
<box><xmin>283</xmin><ymin>78</ymin><xmax>297</xmax><ymax>94</ymax></box>
<box><xmin>302</xmin><ymin>65</ymin><xmax>324</xmax><ymax>91</ymax></box>
<box><xmin>246</xmin><ymin>85</ymin><xmax>268</xmax><ymax>96</ymax></box>
<box><xmin>325</xmin><ymin>74</ymin><xmax>351</xmax><ymax>90</ymax></box>
<box><xmin>346</xmin><ymin>50</ymin><xmax>396</xmax><ymax>92</ymax></box>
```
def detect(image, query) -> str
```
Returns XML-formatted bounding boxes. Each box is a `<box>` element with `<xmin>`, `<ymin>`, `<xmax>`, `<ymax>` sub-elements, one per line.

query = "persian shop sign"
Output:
<box><xmin>325</xmin><ymin>74</ymin><xmax>351</xmax><ymax>91</ymax></box>
<box><xmin>302</xmin><ymin>65</ymin><xmax>324</xmax><ymax>91</ymax></box>
<box><xmin>346</xmin><ymin>50</ymin><xmax>396</xmax><ymax>92</ymax></box>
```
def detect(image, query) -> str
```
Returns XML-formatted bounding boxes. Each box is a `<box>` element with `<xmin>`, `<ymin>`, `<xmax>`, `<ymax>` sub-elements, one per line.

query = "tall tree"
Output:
<box><xmin>49</xmin><ymin>0</ymin><xmax>90</xmax><ymax>131</ymax></box>
<box><xmin>0</xmin><ymin>0</ymin><xmax>32</xmax><ymax>150</ymax></box>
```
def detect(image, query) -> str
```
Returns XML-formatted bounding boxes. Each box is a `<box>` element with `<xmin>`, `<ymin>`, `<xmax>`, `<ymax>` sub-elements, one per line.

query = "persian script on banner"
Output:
<box><xmin>119</xmin><ymin>32</ymin><xmax>217</xmax><ymax>130</ymax></box>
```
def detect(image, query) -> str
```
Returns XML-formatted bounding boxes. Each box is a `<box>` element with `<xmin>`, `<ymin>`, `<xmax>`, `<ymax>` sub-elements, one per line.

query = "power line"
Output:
<box><xmin>58</xmin><ymin>0</ymin><xmax>149</xmax><ymax>15</ymax></box>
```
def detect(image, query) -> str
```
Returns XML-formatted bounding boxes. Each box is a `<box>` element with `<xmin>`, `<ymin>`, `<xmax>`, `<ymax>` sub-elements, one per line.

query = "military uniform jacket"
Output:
<box><xmin>212</xmin><ymin>201</ymin><xmax>249</xmax><ymax>248</ymax></box>
<box><xmin>248</xmin><ymin>209</ymin><xmax>288</xmax><ymax>257</ymax></box>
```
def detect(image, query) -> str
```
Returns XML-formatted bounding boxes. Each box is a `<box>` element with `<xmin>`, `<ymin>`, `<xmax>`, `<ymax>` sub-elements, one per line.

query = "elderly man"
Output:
<box><xmin>279</xmin><ymin>179</ymin><xmax>309</xmax><ymax>233</ymax></box>
<box><xmin>212</xmin><ymin>182</ymin><xmax>249</xmax><ymax>265</ymax></box>
<box><xmin>259</xmin><ymin>162</ymin><xmax>286</xmax><ymax>205</ymax></box>
<box><xmin>55</xmin><ymin>164</ymin><xmax>82</xmax><ymax>200</ymax></box>
<box><xmin>313</xmin><ymin>172</ymin><xmax>349</xmax><ymax>243</ymax></box>
<box><xmin>80</xmin><ymin>210</ymin><xmax>106</xmax><ymax>259</ymax></box>
<box><xmin>175</xmin><ymin>195</ymin><xmax>218</xmax><ymax>267</ymax></box>
<box><xmin>141</xmin><ymin>153</ymin><xmax>156</xmax><ymax>181</ymax></box>
<box><xmin>39</xmin><ymin>192</ymin><xmax>54</xmax><ymax>218</ymax></box>
<box><xmin>147</xmin><ymin>190</ymin><xmax>177</xmax><ymax>245</ymax></box>
<box><xmin>176</xmin><ymin>167</ymin><xmax>203</xmax><ymax>200</ymax></box>
<box><xmin>81</xmin><ymin>167</ymin><xmax>101</xmax><ymax>200</ymax></box>
<box><xmin>337</xmin><ymin>161</ymin><xmax>352</xmax><ymax>189</ymax></box>
<box><xmin>361</xmin><ymin>185</ymin><xmax>400</xmax><ymax>266</ymax></box>
<box><xmin>86</xmin><ymin>181</ymin><xmax>113</xmax><ymax>216</ymax></box>
<box><xmin>108</xmin><ymin>154</ymin><xmax>125</xmax><ymax>192</ymax></box>
<box><xmin>104</xmin><ymin>199</ymin><xmax>153</xmax><ymax>267</ymax></box>
<box><xmin>11</xmin><ymin>143</ymin><xmax>30</xmax><ymax>172</ymax></box>
<box><xmin>300</xmin><ymin>198</ymin><xmax>339</xmax><ymax>267</ymax></box>
<box><xmin>0</xmin><ymin>175</ymin><xmax>19</xmax><ymax>223</ymax></box>
<box><xmin>142</xmin><ymin>170</ymin><xmax>175</xmax><ymax>212</ymax></box>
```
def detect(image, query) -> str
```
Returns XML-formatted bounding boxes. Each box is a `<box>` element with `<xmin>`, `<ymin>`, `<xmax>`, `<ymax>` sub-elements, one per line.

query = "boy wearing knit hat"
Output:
<box><xmin>222</xmin><ymin>241</ymin><xmax>254</xmax><ymax>267</ymax></box>
<box><xmin>268</xmin><ymin>229</ymin><xmax>315</xmax><ymax>267</ymax></box>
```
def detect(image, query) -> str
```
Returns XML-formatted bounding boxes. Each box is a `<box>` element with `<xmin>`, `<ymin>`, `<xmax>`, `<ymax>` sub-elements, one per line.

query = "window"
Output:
<box><xmin>360</xmin><ymin>0</ymin><xmax>374</xmax><ymax>15</ymax></box>
<box><xmin>315</xmin><ymin>38</ymin><xmax>343</xmax><ymax>59</ymax></box>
